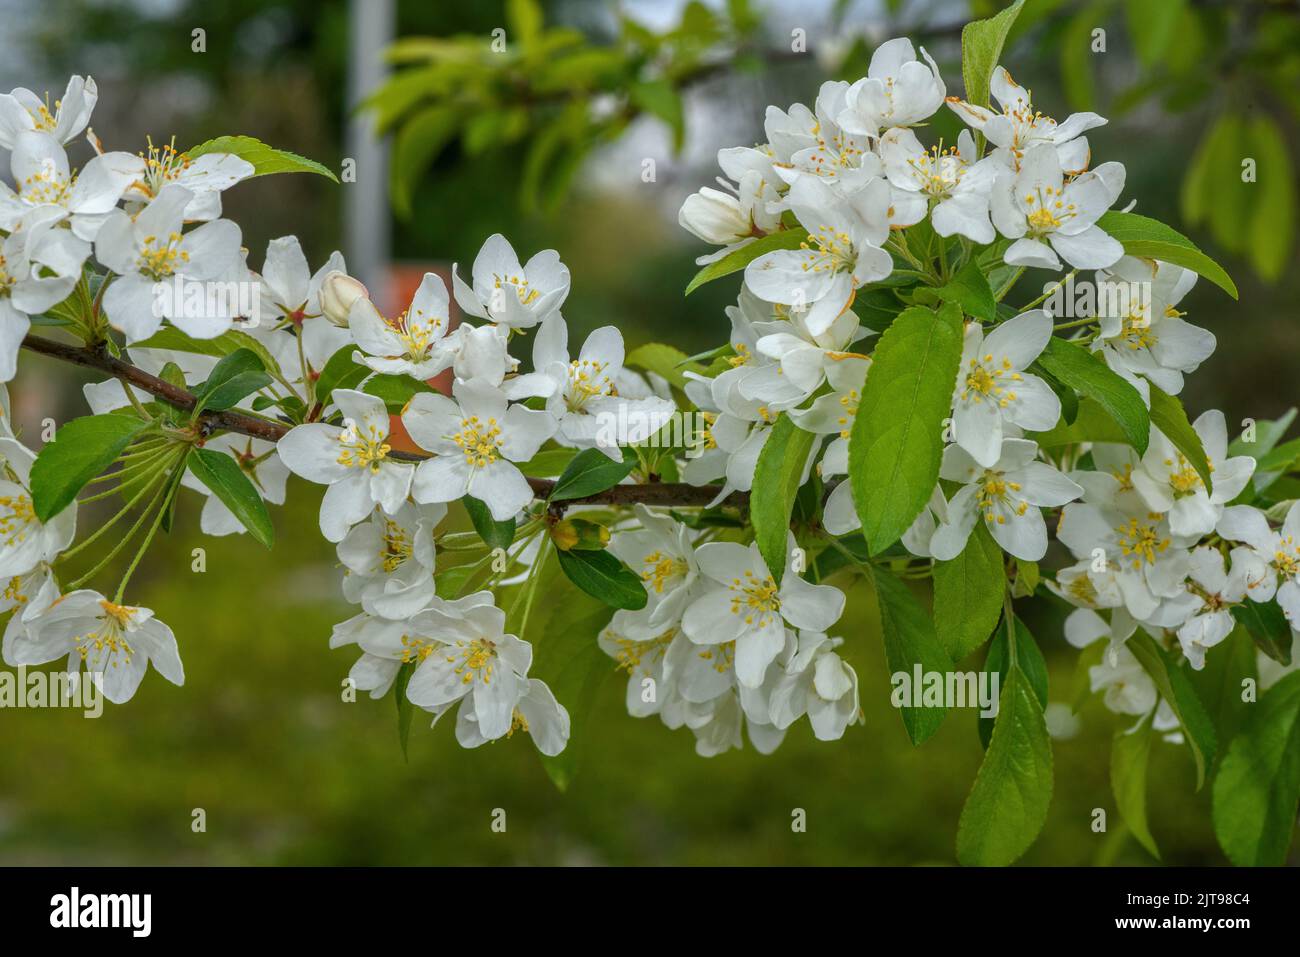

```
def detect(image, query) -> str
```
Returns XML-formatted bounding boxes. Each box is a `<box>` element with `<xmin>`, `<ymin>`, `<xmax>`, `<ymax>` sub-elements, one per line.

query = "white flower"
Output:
<box><xmin>454</xmin><ymin>677</ymin><xmax>570</xmax><ymax>756</ymax></box>
<box><xmin>338</xmin><ymin>501</ymin><xmax>444</xmax><ymax>618</ymax></box>
<box><xmin>769</xmin><ymin>81</ymin><xmax>876</xmax><ymax>189</ymax></box>
<box><xmin>599</xmin><ymin>610</ymin><xmax>679</xmax><ymax>718</ymax></box>
<box><xmin>277</xmin><ymin>389</ymin><xmax>415</xmax><ymax>542</ymax></box>
<box><xmin>879</xmin><ymin>128</ymin><xmax>998</xmax><ymax>243</ymax></box>
<box><xmin>1057</xmin><ymin>492</ymin><xmax>1197</xmax><ymax>623</ymax></box>
<box><xmin>1088</xmin><ymin>640</ymin><xmax>1158</xmax><ymax>717</ymax></box>
<box><xmin>0</xmin><ymin>206</ymin><xmax>87</xmax><ymax>382</ymax></box>
<box><xmin>318</xmin><ymin>270</ymin><xmax>370</xmax><ymax>328</ymax></box>
<box><xmin>678</xmin><ymin>169</ymin><xmax>781</xmax><ymax>255</ymax></box>
<box><xmin>1090</xmin><ymin>257</ymin><xmax>1215</xmax><ymax>399</ymax></box>
<box><xmin>682</xmin><ymin>539</ymin><xmax>845</xmax><ymax>687</ymax></box>
<box><xmin>930</xmin><ymin>438</ymin><xmax>1082</xmax><ymax>561</ymax></box>
<box><xmin>1177</xmin><ymin>546</ymin><xmax>1249</xmax><ymax>670</ymax></box>
<box><xmin>256</xmin><ymin>235</ymin><xmax>345</xmax><ymax>328</ymax></box>
<box><xmin>1216</xmin><ymin>503</ymin><xmax>1300</xmax><ymax>623</ymax></box>
<box><xmin>402</xmin><ymin>592</ymin><xmax>535</xmax><ymax>741</ymax></box>
<box><xmin>253</xmin><ymin>316</ymin><xmax>351</xmax><ymax>407</ymax></box>
<box><xmin>837</xmin><ymin>38</ymin><xmax>945</xmax><ymax>136</ymax></box>
<box><xmin>180</xmin><ymin>434</ymin><xmax>288</xmax><ymax>537</ymax></box>
<box><xmin>768</xmin><ymin>630</ymin><xmax>862</xmax><ymax>740</ymax></box>
<box><xmin>94</xmin><ymin>184</ymin><xmax>244</xmax><ymax>341</ymax></box>
<box><xmin>749</xmin><ymin>298</ymin><xmax>869</xmax><ymax>402</ymax></box>
<box><xmin>0</xmin><ymin>75</ymin><xmax>97</xmax><ymax>148</ymax></box>
<box><xmin>950</xmin><ymin>310</ymin><xmax>1060</xmax><ymax>467</ymax></box>
<box><xmin>401</xmin><ymin>378</ymin><xmax>555</xmax><ymax>521</ymax></box>
<box><xmin>121</xmin><ymin>139</ymin><xmax>254</xmax><ymax>221</ymax></box>
<box><xmin>451</xmin><ymin>233</ymin><xmax>569</xmax><ymax>329</ymax></box>
<box><xmin>744</xmin><ymin>175</ymin><xmax>895</xmax><ymax>337</ymax></box>
<box><xmin>349</xmin><ymin>271</ymin><xmax>457</xmax><ymax>379</ymax></box>
<box><xmin>1131</xmin><ymin>411</ymin><xmax>1254</xmax><ymax>538</ymax></box>
<box><xmin>0</xmin><ymin>478</ymin><xmax>76</xmax><ymax>579</ymax></box>
<box><xmin>947</xmin><ymin>66</ymin><xmax>1106</xmax><ymax>173</ymax></box>
<box><xmin>990</xmin><ymin>143</ymin><xmax>1126</xmax><ymax>270</ymax></box>
<box><xmin>532</xmin><ymin>316</ymin><xmax>675</xmax><ymax>459</ymax></box>
<box><xmin>0</xmin><ymin>130</ymin><xmax>142</xmax><ymax>240</ymax></box>
<box><xmin>11</xmin><ymin>591</ymin><xmax>183</xmax><ymax>704</ymax></box>
<box><xmin>609</xmin><ymin>504</ymin><xmax>702</xmax><ymax>630</ymax></box>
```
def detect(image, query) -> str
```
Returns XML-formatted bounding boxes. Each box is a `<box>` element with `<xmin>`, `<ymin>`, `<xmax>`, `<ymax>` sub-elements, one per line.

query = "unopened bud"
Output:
<box><xmin>320</xmin><ymin>270</ymin><xmax>369</xmax><ymax>327</ymax></box>
<box><xmin>551</xmin><ymin>518</ymin><xmax>610</xmax><ymax>552</ymax></box>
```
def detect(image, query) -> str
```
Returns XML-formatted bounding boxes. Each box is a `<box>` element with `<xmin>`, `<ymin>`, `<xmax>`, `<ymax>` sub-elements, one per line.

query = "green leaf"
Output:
<box><xmin>684</xmin><ymin>228</ymin><xmax>808</xmax><ymax>296</ymax></box>
<box><xmin>1211</xmin><ymin>671</ymin><xmax>1300</xmax><ymax>866</ymax></box>
<box><xmin>1127</xmin><ymin>632</ymin><xmax>1217</xmax><ymax>788</ymax></box>
<box><xmin>189</xmin><ymin>134</ymin><xmax>338</xmax><ymax>182</ymax></box>
<box><xmin>1148</xmin><ymin>383</ymin><xmax>1212</xmax><ymax>493</ymax></box>
<box><xmin>517</xmin><ymin>447</ymin><xmax>577</xmax><ymax>478</ymax></box>
<box><xmin>956</xmin><ymin>666</ymin><xmax>1053</xmax><ymax>866</ymax></box>
<box><xmin>1030</xmin><ymin>396</ymin><xmax>1131</xmax><ymax>447</ymax></box>
<box><xmin>1036</xmin><ymin>336</ymin><xmax>1150</xmax><ymax>454</ymax></box>
<box><xmin>30</xmin><ymin>414</ymin><xmax>151</xmax><ymax>521</ymax></box>
<box><xmin>750</xmin><ymin>415</ymin><xmax>816</xmax><ymax>587</ymax></box>
<box><xmin>193</xmin><ymin>348</ymin><xmax>270</xmax><ymax>414</ymax></box>
<box><xmin>555</xmin><ymin>548</ymin><xmax>647</xmax><ymax>610</ymax></box>
<box><xmin>548</xmin><ymin>448</ymin><xmax>635</xmax><ymax>502</ymax></box>
<box><xmin>915</xmin><ymin>259</ymin><xmax>996</xmax><ymax>322</ymax></box>
<box><xmin>1125</xmin><ymin>0</ymin><xmax>1186</xmax><ymax>67</ymax></box>
<box><xmin>872</xmin><ymin>566</ymin><xmax>953</xmax><ymax>745</ymax></box>
<box><xmin>533</xmin><ymin>586</ymin><xmax>615</xmax><ymax>791</ymax></box>
<box><xmin>1247</xmin><ymin>115</ymin><xmax>1295</xmax><ymax>282</ymax></box>
<box><xmin>1232</xmin><ymin>601</ymin><xmax>1293</xmax><ymax>666</ymax></box>
<box><xmin>390</xmin><ymin>106</ymin><xmax>459</xmax><ymax>219</ymax></box>
<box><xmin>363</xmin><ymin>373</ymin><xmax>435</xmax><ymax>413</ymax></box>
<box><xmin>186</xmin><ymin>447</ymin><xmax>275</xmax><ymax>548</ymax></box>
<box><xmin>394</xmin><ymin>661</ymin><xmax>416</xmax><ymax>760</ymax></box>
<box><xmin>1227</xmin><ymin>407</ymin><xmax>1295</xmax><ymax>459</ymax></box>
<box><xmin>630</xmin><ymin>79</ymin><xmax>685</xmax><ymax>151</ymax></box>
<box><xmin>1111</xmin><ymin>711</ymin><xmax>1161</xmax><ymax>859</ymax></box>
<box><xmin>1188</xmin><ymin>625</ymin><xmax>1257</xmax><ymax>767</ymax></box>
<box><xmin>978</xmin><ymin>617</ymin><xmax>1048</xmax><ymax>748</ymax></box>
<box><xmin>960</xmin><ymin>0</ymin><xmax>1026</xmax><ymax>110</ymax></box>
<box><xmin>132</xmin><ymin>326</ymin><xmax>282</xmax><ymax>379</ymax></box>
<box><xmin>1095</xmin><ymin>211</ymin><xmax>1238</xmax><ymax>299</ymax></box>
<box><xmin>624</xmin><ymin>342</ymin><xmax>702</xmax><ymax>390</ymax></box>
<box><xmin>850</xmin><ymin>303</ymin><xmax>964</xmax><ymax>553</ymax></box>
<box><xmin>313</xmin><ymin>345</ymin><xmax>370</xmax><ymax>407</ymax></box>
<box><xmin>463</xmin><ymin>496</ymin><xmax>516</xmax><ymax>551</ymax></box>
<box><xmin>932</xmin><ymin>522</ymin><xmax>1005</xmax><ymax>661</ymax></box>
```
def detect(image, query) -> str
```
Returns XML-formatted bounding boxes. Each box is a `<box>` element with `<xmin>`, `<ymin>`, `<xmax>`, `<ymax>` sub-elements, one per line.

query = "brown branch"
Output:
<box><xmin>20</xmin><ymin>333</ymin><xmax>745</xmax><ymax>510</ymax></box>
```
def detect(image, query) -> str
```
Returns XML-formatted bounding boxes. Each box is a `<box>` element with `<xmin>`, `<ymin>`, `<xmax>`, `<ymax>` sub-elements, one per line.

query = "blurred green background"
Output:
<box><xmin>1</xmin><ymin>0</ymin><xmax>1297</xmax><ymax>865</ymax></box>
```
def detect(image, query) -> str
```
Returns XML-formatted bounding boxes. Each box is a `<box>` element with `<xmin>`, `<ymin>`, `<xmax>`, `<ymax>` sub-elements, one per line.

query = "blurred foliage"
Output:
<box><xmin>370</xmin><ymin>0</ymin><xmax>768</xmax><ymax>216</ymax></box>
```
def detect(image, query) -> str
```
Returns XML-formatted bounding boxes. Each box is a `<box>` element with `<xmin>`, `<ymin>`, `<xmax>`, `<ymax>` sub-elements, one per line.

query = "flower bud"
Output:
<box><xmin>319</xmin><ymin>270</ymin><xmax>369</xmax><ymax>327</ymax></box>
<box><xmin>550</xmin><ymin>518</ymin><xmax>611</xmax><ymax>552</ymax></box>
<box><xmin>677</xmin><ymin>188</ymin><xmax>750</xmax><ymax>245</ymax></box>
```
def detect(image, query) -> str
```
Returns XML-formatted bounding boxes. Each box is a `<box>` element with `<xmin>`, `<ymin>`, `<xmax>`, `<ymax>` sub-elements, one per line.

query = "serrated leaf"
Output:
<box><xmin>186</xmin><ymin>447</ymin><xmax>275</xmax><ymax>547</ymax></box>
<box><xmin>363</xmin><ymin>373</ymin><xmax>435</xmax><ymax>413</ymax></box>
<box><xmin>915</xmin><ymin>259</ymin><xmax>997</xmax><ymax>322</ymax></box>
<box><xmin>850</xmin><ymin>303</ymin><xmax>963</xmax><ymax>554</ymax></box>
<box><xmin>1127</xmin><ymin>631</ymin><xmax>1217</xmax><ymax>788</ymax></box>
<box><xmin>463</xmin><ymin>495</ymin><xmax>515</xmax><ymax>551</ymax></box>
<box><xmin>624</xmin><ymin>342</ymin><xmax>701</xmax><ymax>389</ymax></box>
<box><xmin>978</xmin><ymin>617</ymin><xmax>1048</xmax><ymax>749</ymax></box>
<box><xmin>313</xmin><ymin>345</ymin><xmax>370</xmax><ymax>407</ymax></box>
<box><xmin>1036</xmin><ymin>336</ymin><xmax>1149</xmax><ymax>454</ymax></box>
<box><xmin>956</xmin><ymin>666</ymin><xmax>1053</xmax><ymax>866</ymax></box>
<box><xmin>189</xmin><ymin>134</ymin><xmax>338</xmax><ymax>182</ymax></box>
<box><xmin>30</xmin><ymin>414</ymin><xmax>151</xmax><ymax>521</ymax></box>
<box><xmin>517</xmin><ymin>447</ymin><xmax>577</xmax><ymax>478</ymax></box>
<box><xmin>193</xmin><ymin>348</ymin><xmax>270</xmax><ymax>414</ymax></box>
<box><xmin>1232</xmin><ymin>601</ymin><xmax>1293</xmax><ymax>665</ymax></box>
<box><xmin>961</xmin><ymin>0</ymin><xmax>1026</xmax><ymax>110</ymax></box>
<box><xmin>684</xmin><ymin>228</ymin><xmax>808</xmax><ymax>296</ymax></box>
<box><xmin>1096</xmin><ymin>211</ymin><xmax>1238</xmax><ymax>299</ymax></box>
<box><xmin>1148</xmin><ymin>383</ymin><xmax>1212</xmax><ymax>493</ymax></box>
<box><xmin>555</xmin><ymin>548</ymin><xmax>647</xmax><ymax>610</ymax></box>
<box><xmin>932</xmin><ymin>521</ymin><xmax>1005</xmax><ymax>661</ymax></box>
<box><xmin>872</xmin><ymin>566</ymin><xmax>952</xmax><ymax>745</ymax></box>
<box><xmin>1111</xmin><ymin>711</ymin><xmax>1161</xmax><ymax>859</ymax></box>
<box><xmin>132</xmin><ymin>326</ymin><xmax>282</xmax><ymax>380</ymax></box>
<box><xmin>750</xmin><ymin>415</ymin><xmax>816</xmax><ymax>587</ymax></box>
<box><xmin>1211</xmin><ymin>671</ymin><xmax>1300</xmax><ymax>866</ymax></box>
<box><xmin>548</xmin><ymin>448</ymin><xmax>635</xmax><ymax>501</ymax></box>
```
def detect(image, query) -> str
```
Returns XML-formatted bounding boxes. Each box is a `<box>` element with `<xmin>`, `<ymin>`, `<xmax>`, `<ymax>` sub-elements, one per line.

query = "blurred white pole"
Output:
<box><xmin>345</xmin><ymin>0</ymin><xmax>395</xmax><ymax>307</ymax></box>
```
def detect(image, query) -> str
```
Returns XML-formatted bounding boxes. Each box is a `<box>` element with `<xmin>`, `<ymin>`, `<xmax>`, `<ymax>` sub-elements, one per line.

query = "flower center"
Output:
<box><xmin>453</xmin><ymin>415</ymin><xmax>502</xmax><ymax>468</ymax></box>
<box><xmin>1023</xmin><ymin>186</ymin><xmax>1076</xmax><ymax>234</ymax></box>
<box><xmin>0</xmin><ymin>493</ymin><xmax>35</xmax><ymax>545</ymax></box>
<box><xmin>1115</xmin><ymin>516</ymin><xmax>1170</xmax><ymax>569</ymax></box>
<box><xmin>137</xmin><ymin>232</ymin><xmax>190</xmax><ymax>281</ymax></box>
<box><xmin>493</xmin><ymin>274</ymin><xmax>540</xmax><ymax>306</ymax></box>
<box><xmin>698</xmin><ymin>640</ymin><xmax>737</xmax><ymax>673</ymax></box>
<box><xmin>446</xmin><ymin>638</ymin><xmax>497</xmax><ymax>685</ymax></box>
<box><xmin>381</xmin><ymin>520</ymin><xmax>412</xmax><ymax>572</ymax></box>
<box><xmin>610</xmin><ymin>628</ymin><xmax>675</xmax><ymax>673</ymax></box>
<box><xmin>837</xmin><ymin>388</ymin><xmax>860</xmax><ymax>439</ymax></box>
<box><xmin>961</xmin><ymin>353</ymin><xmax>1022</xmax><ymax>407</ymax></box>
<box><xmin>566</xmin><ymin>358</ymin><xmax>612</xmax><ymax>410</ymax></box>
<box><xmin>728</xmin><ymin>570</ymin><xmax>781</xmax><ymax>625</ymax></box>
<box><xmin>397</xmin><ymin>634</ymin><xmax>437</xmax><ymax>664</ymax></box>
<box><xmin>978</xmin><ymin>471</ymin><xmax>1028</xmax><ymax>524</ymax></box>
<box><xmin>800</xmin><ymin>226</ymin><xmax>856</xmax><ymax>274</ymax></box>
<box><xmin>642</xmin><ymin>551</ymin><xmax>687</xmax><ymax>593</ymax></box>
<box><xmin>336</xmin><ymin>419</ymin><xmax>391</xmax><ymax>471</ymax></box>
<box><xmin>1274</xmin><ymin>535</ymin><xmax>1300</xmax><ymax>579</ymax></box>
